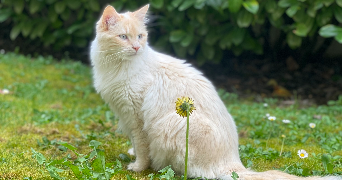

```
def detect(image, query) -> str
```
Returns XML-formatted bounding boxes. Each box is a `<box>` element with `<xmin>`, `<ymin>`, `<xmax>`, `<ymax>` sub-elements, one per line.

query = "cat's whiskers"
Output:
<box><xmin>98</xmin><ymin>49</ymin><xmax>131</xmax><ymax>68</ymax></box>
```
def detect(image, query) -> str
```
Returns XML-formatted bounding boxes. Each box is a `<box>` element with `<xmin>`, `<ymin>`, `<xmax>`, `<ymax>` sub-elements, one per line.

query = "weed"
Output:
<box><xmin>32</xmin><ymin>140</ymin><xmax>125</xmax><ymax>180</ymax></box>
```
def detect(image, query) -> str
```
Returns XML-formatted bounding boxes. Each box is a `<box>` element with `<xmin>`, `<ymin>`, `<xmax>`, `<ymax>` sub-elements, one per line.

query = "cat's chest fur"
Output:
<box><xmin>92</xmin><ymin>58</ymin><xmax>152</xmax><ymax>122</ymax></box>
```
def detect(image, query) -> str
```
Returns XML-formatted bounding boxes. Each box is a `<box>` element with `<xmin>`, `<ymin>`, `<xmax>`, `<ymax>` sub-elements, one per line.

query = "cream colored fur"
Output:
<box><xmin>90</xmin><ymin>5</ymin><xmax>341</xmax><ymax>180</ymax></box>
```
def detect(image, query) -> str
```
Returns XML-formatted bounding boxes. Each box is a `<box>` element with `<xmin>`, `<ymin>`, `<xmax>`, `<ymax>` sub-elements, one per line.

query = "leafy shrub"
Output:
<box><xmin>147</xmin><ymin>0</ymin><xmax>342</xmax><ymax>64</ymax></box>
<box><xmin>1</xmin><ymin>0</ymin><xmax>97</xmax><ymax>49</ymax></box>
<box><xmin>0</xmin><ymin>0</ymin><xmax>341</xmax><ymax>64</ymax></box>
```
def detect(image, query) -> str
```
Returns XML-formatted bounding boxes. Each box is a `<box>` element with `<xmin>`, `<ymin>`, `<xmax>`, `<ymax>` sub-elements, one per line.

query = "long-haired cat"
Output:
<box><xmin>90</xmin><ymin>5</ymin><xmax>340</xmax><ymax>180</ymax></box>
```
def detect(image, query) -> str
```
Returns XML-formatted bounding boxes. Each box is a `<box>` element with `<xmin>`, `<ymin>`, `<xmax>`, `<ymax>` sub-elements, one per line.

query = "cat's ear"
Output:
<box><xmin>100</xmin><ymin>5</ymin><xmax>120</xmax><ymax>30</ymax></box>
<box><xmin>132</xmin><ymin>4</ymin><xmax>149</xmax><ymax>22</ymax></box>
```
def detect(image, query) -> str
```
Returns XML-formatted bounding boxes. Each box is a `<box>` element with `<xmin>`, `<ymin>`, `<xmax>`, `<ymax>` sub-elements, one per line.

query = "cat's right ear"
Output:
<box><xmin>100</xmin><ymin>5</ymin><xmax>120</xmax><ymax>30</ymax></box>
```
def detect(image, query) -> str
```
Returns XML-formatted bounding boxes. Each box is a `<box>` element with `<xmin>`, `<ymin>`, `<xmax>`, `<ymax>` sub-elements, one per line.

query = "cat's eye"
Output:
<box><xmin>138</xmin><ymin>34</ymin><xmax>143</xmax><ymax>39</ymax></box>
<box><xmin>119</xmin><ymin>34</ymin><xmax>127</xmax><ymax>40</ymax></box>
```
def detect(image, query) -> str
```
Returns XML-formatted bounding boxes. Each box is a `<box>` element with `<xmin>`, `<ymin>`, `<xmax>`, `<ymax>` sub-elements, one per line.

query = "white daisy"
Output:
<box><xmin>0</xmin><ymin>89</ymin><xmax>9</xmax><ymax>94</ymax></box>
<box><xmin>268</xmin><ymin>116</ymin><xmax>276</xmax><ymax>121</ymax></box>
<box><xmin>297</xmin><ymin>149</ymin><xmax>308</xmax><ymax>159</ymax></box>
<box><xmin>309</xmin><ymin>123</ymin><xmax>316</xmax><ymax>128</ymax></box>
<box><xmin>282</xmin><ymin>119</ymin><xmax>291</xmax><ymax>124</ymax></box>
<box><xmin>264</xmin><ymin>103</ymin><xmax>268</xmax><ymax>107</ymax></box>
<box><xmin>266</xmin><ymin>113</ymin><xmax>270</xmax><ymax>117</ymax></box>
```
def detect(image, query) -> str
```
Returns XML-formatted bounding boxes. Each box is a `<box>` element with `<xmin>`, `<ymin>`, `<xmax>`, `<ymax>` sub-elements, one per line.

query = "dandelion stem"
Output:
<box><xmin>184</xmin><ymin>106</ymin><xmax>190</xmax><ymax>180</ymax></box>
<box><xmin>280</xmin><ymin>137</ymin><xmax>285</xmax><ymax>156</ymax></box>
<box><xmin>266</xmin><ymin>121</ymin><xmax>273</xmax><ymax>149</ymax></box>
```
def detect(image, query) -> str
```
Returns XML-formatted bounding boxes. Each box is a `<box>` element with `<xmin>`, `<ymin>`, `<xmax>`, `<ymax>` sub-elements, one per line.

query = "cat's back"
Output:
<box><xmin>151</xmin><ymin>50</ymin><xmax>207</xmax><ymax>82</ymax></box>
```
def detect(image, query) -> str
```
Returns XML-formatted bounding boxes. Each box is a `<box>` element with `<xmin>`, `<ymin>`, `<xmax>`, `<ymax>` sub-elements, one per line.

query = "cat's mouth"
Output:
<box><xmin>127</xmin><ymin>51</ymin><xmax>140</xmax><ymax>56</ymax></box>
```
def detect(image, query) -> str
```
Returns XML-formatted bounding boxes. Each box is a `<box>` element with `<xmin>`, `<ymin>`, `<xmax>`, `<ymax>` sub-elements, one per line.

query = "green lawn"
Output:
<box><xmin>0</xmin><ymin>53</ymin><xmax>341</xmax><ymax>179</ymax></box>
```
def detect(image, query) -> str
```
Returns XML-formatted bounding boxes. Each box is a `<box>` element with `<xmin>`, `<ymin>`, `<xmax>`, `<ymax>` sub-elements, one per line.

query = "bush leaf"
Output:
<box><xmin>278</xmin><ymin>0</ymin><xmax>297</xmax><ymax>8</ymax></box>
<box><xmin>265</xmin><ymin>0</ymin><xmax>277</xmax><ymax>13</ymax></box>
<box><xmin>13</xmin><ymin>0</ymin><xmax>25</xmax><ymax>14</ymax></box>
<box><xmin>243</xmin><ymin>0</ymin><xmax>259</xmax><ymax>14</ymax></box>
<box><xmin>0</xmin><ymin>9</ymin><xmax>12</xmax><ymax>23</ymax></box>
<box><xmin>316</xmin><ymin>7</ymin><xmax>333</xmax><ymax>26</ymax></box>
<box><xmin>286</xmin><ymin>5</ymin><xmax>299</xmax><ymax>17</ymax></box>
<box><xmin>334</xmin><ymin>5</ymin><xmax>342</xmax><ymax>23</ymax></box>
<box><xmin>169</xmin><ymin>30</ymin><xmax>186</xmax><ymax>42</ymax></box>
<box><xmin>10</xmin><ymin>23</ymin><xmax>23</xmax><ymax>40</ymax></box>
<box><xmin>231</xmin><ymin>28</ymin><xmax>246</xmax><ymax>45</ymax></box>
<box><xmin>66</xmin><ymin>1</ymin><xmax>81</xmax><ymax>10</ymax></box>
<box><xmin>201</xmin><ymin>42</ymin><xmax>215</xmax><ymax>60</ymax></box>
<box><xmin>178</xmin><ymin>0</ymin><xmax>196</xmax><ymax>11</ymax></box>
<box><xmin>319</xmin><ymin>24</ymin><xmax>342</xmax><ymax>37</ymax></box>
<box><xmin>337</xmin><ymin>0</ymin><xmax>342</xmax><ymax>7</ymax></box>
<box><xmin>237</xmin><ymin>10</ymin><xmax>253</xmax><ymax>28</ymax></box>
<box><xmin>228</xmin><ymin>0</ymin><xmax>243</xmax><ymax>13</ymax></box>
<box><xmin>171</xmin><ymin>0</ymin><xmax>183</xmax><ymax>8</ymax></box>
<box><xmin>22</xmin><ymin>22</ymin><xmax>34</xmax><ymax>37</ymax></box>
<box><xmin>89</xmin><ymin>0</ymin><xmax>100</xmax><ymax>12</ymax></box>
<box><xmin>29</xmin><ymin>0</ymin><xmax>41</xmax><ymax>14</ymax></box>
<box><xmin>307</xmin><ymin>4</ymin><xmax>317</xmax><ymax>17</ymax></box>
<box><xmin>180</xmin><ymin>33</ymin><xmax>194</xmax><ymax>47</ymax></box>
<box><xmin>151</xmin><ymin>0</ymin><xmax>164</xmax><ymax>9</ymax></box>
<box><xmin>287</xmin><ymin>32</ymin><xmax>302</xmax><ymax>49</ymax></box>
<box><xmin>54</xmin><ymin>1</ymin><xmax>66</xmax><ymax>14</ymax></box>
<box><xmin>335</xmin><ymin>32</ymin><xmax>342</xmax><ymax>43</ymax></box>
<box><xmin>294</xmin><ymin>18</ymin><xmax>314</xmax><ymax>37</ymax></box>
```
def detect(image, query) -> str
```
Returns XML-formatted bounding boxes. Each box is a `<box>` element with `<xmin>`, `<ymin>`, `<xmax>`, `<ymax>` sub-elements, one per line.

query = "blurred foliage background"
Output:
<box><xmin>0</xmin><ymin>0</ymin><xmax>342</xmax><ymax>64</ymax></box>
<box><xmin>1</xmin><ymin>0</ymin><xmax>342</xmax><ymax>65</ymax></box>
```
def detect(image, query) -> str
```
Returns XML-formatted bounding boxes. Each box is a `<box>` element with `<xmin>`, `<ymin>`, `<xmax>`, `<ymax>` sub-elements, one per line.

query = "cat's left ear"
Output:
<box><xmin>133</xmin><ymin>4</ymin><xmax>149</xmax><ymax>22</ymax></box>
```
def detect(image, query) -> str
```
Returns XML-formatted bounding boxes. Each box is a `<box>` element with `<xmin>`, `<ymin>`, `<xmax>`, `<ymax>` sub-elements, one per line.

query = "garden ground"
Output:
<box><xmin>0</xmin><ymin>53</ymin><xmax>341</xmax><ymax>179</ymax></box>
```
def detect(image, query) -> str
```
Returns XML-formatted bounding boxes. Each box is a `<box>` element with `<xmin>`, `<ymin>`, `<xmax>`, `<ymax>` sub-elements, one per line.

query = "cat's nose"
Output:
<box><xmin>132</xmin><ymin>46</ymin><xmax>140</xmax><ymax>52</ymax></box>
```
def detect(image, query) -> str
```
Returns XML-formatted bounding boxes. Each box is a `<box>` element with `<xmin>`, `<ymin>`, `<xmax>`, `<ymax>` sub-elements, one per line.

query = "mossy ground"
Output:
<box><xmin>0</xmin><ymin>53</ymin><xmax>341</xmax><ymax>179</ymax></box>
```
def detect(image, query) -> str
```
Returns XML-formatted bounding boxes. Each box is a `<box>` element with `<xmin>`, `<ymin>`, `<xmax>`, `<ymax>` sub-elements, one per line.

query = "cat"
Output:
<box><xmin>90</xmin><ymin>5</ymin><xmax>341</xmax><ymax>180</ymax></box>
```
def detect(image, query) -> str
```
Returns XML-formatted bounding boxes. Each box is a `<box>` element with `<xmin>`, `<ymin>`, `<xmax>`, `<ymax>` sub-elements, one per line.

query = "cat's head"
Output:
<box><xmin>95</xmin><ymin>5</ymin><xmax>149</xmax><ymax>59</ymax></box>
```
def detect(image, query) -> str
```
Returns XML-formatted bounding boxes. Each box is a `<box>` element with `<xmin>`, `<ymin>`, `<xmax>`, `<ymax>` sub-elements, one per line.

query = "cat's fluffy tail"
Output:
<box><xmin>218</xmin><ymin>170</ymin><xmax>342</xmax><ymax>180</ymax></box>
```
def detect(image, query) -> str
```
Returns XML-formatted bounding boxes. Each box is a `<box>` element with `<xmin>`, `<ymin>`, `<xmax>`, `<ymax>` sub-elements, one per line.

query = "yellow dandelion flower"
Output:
<box><xmin>281</xmin><ymin>134</ymin><xmax>286</xmax><ymax>138</ymax></box>
<box><xmin>175</xmin><ymin>97</ymin><xmax>196</xmax><ymax>118</ymax></box>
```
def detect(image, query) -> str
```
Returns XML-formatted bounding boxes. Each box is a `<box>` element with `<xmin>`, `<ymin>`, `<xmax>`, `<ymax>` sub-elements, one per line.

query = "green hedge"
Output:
<box><xmin>0</xmin><ymin>0</ymin><xmax>342</xmax><ymax>64</ymax></box>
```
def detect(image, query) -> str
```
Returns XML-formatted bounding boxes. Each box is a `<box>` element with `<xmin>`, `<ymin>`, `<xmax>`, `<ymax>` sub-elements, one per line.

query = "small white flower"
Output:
<box><xmin>268</xmin><ymin>116</ymin><xmax>276</xmax><ymax>121</ymax></box>
<box><xmin>0</xmin><ymin>89</ymin><xmax>9</xmax><ymax>94</ymax></box>
<box><xmin>263</xmin><ymin>103</ymin><xmax>268</xmax><ymax>107</ymax></box>
<box><xmin>309</xmin><ymin>123</ymin><xmax>316</xmax><ymax>128</ymax></box>
<box><xmin>266</xmin><ymin>113</ymin><xmax>270</xmax><ymax>117</ymax></box>
<box><xmin>282</xmin><ymin>119</ymin><xmax>291</xmax><ymax>124</ymax></box>
<box><xmin>297</xmin><ymin>149</ymin><xmax>308</xmax><ymax>159</ymax></box>
<box><xmin>0</xmin><ymin>49</ymin><xmax>5</xmax><ymax>54</ymax></box>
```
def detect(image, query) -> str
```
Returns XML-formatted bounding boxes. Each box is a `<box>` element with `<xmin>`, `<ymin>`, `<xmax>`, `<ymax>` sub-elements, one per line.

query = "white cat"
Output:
<box><xmin>90</xmin><ymin>5</ymin><xmax>341</xmax><ymax>180</ymax></box>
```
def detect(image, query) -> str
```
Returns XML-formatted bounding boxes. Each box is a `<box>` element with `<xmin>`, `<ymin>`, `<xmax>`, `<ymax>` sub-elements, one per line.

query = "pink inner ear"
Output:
<box><xmin>104</xmin><ymin>15</ymin><xmax>115</xmax><ymax>25</ymax></box>
<box><xmin>101</xmin><ymin>5</ymin><xmax>120</xmax><ymax>29</ymax></box>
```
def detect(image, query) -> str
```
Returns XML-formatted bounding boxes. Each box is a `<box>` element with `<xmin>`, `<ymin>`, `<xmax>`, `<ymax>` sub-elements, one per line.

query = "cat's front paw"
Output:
<box><xmin>127</xmin><ymin>161</ymin><xmax>149</xmax><ymax>172</ymax></box>
<box><xmin>128</xmin><ymin>148</ymin><xmax>135</xmax><ymax>156</ymax></box>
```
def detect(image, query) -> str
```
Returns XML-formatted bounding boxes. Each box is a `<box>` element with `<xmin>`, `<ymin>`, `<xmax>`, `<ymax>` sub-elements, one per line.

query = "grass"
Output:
<box><xmin>0</xmin><ymin>52</ymin><xmax>341</xmax><ymax>179</ymax></box>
